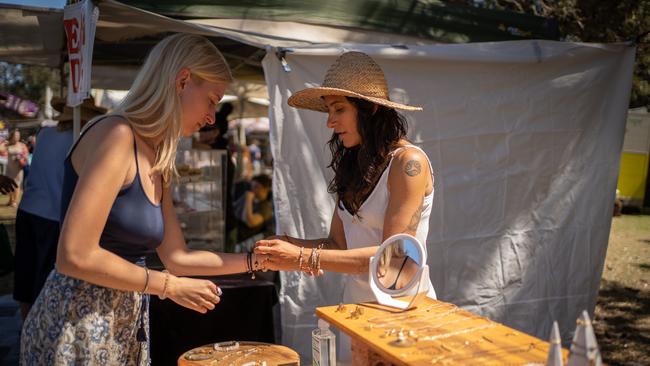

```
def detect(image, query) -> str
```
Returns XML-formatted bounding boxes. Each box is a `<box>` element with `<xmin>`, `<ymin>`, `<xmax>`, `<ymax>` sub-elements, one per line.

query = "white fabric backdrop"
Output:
<box><xmin>262</xmin><ymin>40</ymin><xmax>635</xmax><ymax>360</ymax></box>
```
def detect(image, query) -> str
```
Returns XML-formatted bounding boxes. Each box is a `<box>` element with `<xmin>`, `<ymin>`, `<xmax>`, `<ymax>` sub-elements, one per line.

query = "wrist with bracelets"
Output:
<box><xmin>298</xmin><ymin>242</ymin><xmax>324</xmax><ymax>275</ymax></box>
<box><xmin>246</xmin><ymin>251</ymin><xmax>267</xmax><ymax>279</ymax></box>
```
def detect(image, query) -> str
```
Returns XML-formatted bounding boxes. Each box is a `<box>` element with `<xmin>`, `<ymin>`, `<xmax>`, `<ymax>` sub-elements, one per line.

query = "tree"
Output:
<box><xmin>465</xmin><ymin>0</ymin><xmax>649</xmax><ymax>108</ymax></box>
<box><xmin>0</xmin><ymin>62</ymin><xmax>61</xmax><ymax>119</ymax></box>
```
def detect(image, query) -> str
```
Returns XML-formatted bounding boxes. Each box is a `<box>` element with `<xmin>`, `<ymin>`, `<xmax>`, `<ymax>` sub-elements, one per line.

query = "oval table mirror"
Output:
<box><xmin>369</xmin><ymin>233</ymin><xmax>436</xmax><ymax>310</ymax></box>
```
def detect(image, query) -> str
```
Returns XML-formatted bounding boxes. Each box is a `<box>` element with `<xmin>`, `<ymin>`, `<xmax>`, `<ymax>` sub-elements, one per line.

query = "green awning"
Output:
<box><xmin>119</xmin><ymin>0</ymin><xmax>559</xmax><ymax>43</ymax></box>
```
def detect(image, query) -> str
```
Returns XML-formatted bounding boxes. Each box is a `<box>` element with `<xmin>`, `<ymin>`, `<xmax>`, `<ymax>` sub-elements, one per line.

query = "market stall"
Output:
<box><xmin>0</xmin><ymin>1</ymin><xmax>632</xmax><ymax>364</ymax></box>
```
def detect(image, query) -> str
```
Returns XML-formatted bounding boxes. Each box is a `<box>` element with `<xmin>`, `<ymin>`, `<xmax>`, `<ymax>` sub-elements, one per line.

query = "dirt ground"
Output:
<box><xmin>593</xmin><ymin>214</ymin><xmax>650</xmax><ymax>366</ymax></box>
<box><xmin>0</xmin><ymin>195</ymin><xmax>648</xmax><ymax>364</ymax></box>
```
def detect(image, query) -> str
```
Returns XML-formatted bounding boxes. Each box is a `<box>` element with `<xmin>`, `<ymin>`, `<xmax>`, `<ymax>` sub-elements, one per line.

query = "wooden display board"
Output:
<box><xmin>177</xmin><ymin>341</ymin><xmax>300</xmax><ymax>366</ymax></box>
<box><xmin>316</xmin><ymin>297</ymin><xmax>569</xmax><ymax>365</ymax></box>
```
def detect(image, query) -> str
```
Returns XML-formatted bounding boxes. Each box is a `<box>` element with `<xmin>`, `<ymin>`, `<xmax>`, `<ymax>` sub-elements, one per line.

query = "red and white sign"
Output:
<box><xmin>63</xmin><ymin>0</ymin><xmax>98</xmax><ymax>107</ymax></box>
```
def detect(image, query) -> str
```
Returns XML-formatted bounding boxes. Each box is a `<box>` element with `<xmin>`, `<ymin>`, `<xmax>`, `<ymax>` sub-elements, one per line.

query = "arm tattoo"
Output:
<box><xmin>406</xmin><ymin>200</ymin><xmax>424</xmax><ymax>233</ymax></box>
<box><xmin>405</xmin><ymin>160</ymin><xmax>421</xmax><ymax>177</ymax></box>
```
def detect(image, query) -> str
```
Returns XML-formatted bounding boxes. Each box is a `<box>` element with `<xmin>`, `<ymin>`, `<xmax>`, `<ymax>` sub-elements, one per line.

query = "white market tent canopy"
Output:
<box><xmin>0</xmin><ymin>0</ymin><xmax>559</xmax><ymax>87</ymax></box>
<box><xmin>0</xmin><ymin>0</ymin><xmax>635</xmax><ymax>362</ymax></box>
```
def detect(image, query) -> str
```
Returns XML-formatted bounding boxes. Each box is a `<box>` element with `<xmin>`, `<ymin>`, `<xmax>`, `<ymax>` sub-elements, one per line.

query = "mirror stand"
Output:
<box><xmin>368</xmin><ymin>233</ymin><xmax>436</xmax><ymax>311</ymax></box>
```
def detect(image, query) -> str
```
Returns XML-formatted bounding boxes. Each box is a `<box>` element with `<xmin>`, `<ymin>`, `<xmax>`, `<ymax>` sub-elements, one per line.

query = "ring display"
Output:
<box><xmin>213</xmin><ymin>340</ymin><xmax>240</xmax><ymax>352</ymax></box>
<box><xmin>184</xmin><ymin>348</ymin><xmax>214</xmax><ymax>361</ymax></box>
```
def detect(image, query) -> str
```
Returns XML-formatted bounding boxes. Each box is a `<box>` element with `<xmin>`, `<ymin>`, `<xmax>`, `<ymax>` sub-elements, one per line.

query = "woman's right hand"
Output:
<box><xmin>166</xmin><ymin>275</ymin><xmax>221</xmax><ymax>314</ymax></box>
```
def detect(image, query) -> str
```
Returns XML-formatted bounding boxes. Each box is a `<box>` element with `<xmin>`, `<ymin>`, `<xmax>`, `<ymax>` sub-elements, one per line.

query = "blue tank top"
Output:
<box><xmin>60</xmin><ymin>117</ymin><xmax>165</xmax><ymax>263</ymax></box>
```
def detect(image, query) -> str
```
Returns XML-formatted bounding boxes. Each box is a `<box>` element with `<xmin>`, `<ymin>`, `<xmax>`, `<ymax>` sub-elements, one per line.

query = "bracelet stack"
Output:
<box><xmin>246</xmin><ymin>251</ymin><xmax>267</xmax><ymax>279</ymax></box>
<box><xmin>298</xmin><ymin>243</ymin><xmax>324</xmax><ymax>275</ymax></box>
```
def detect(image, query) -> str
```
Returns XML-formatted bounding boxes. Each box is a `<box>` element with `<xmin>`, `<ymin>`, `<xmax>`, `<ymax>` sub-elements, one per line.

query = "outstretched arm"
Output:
<box><xmin>256</xmin><ymin>147</ymin><xmax>431</xmax><ymax>274</ymax></box>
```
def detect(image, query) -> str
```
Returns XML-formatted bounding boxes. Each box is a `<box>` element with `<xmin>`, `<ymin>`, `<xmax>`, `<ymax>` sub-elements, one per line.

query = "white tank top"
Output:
<box><xmin>337</xmin><ymin>145</ymin><xmax>434</xmax><ymax>303</ymax></box>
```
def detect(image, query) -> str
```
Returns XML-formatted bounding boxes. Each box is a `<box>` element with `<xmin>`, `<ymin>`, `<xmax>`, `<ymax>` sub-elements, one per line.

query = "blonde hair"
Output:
<box><xmin>110</xmin><ymin>33</ymin><xmax>232</xmax><ymax>184</ymax></box>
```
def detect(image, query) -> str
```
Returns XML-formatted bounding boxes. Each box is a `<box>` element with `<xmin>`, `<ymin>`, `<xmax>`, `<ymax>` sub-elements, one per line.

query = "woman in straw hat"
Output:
<box><xmin>255</xmin><ymin>51</ymin><xmax>436</xmax><ymax>298</ymax></box>
<box><xmin>20</xmin><ymin>34</ymin><xmax>271</xmax><ymax>365</ymax></box>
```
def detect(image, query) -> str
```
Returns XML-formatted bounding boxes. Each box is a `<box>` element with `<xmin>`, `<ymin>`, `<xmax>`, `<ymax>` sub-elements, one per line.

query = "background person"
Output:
<box><xmin>234</xmin><ymin>174</ymin><xmax>273</xmax><ymax>243</ymax></box>
<box><xmin>12</xmin><ymin>97</ymin><xmax>106</xmax><ymax>320</ymax></box>
<box><xmin>4</xmin><ymin>129</ymin><xmax>28</xmax><ymax>207</ymax></box>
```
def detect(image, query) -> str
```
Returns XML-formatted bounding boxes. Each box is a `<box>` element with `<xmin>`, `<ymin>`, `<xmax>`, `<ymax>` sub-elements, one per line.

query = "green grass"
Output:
<box><xmin>601</xmin><ymin>215</ymin><xmax>650</xmax><ymax>290</ymax></box>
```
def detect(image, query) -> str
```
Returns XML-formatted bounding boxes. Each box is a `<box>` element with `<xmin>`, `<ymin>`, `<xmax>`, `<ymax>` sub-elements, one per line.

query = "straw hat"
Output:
<box><xmin>287</xmin><ymin>51</ymin><xmax>422</xmax><ymax>113</ymax></box>
<box><xmin>51</xmin><ymin>96</ymin><xmax>107</xmax><ymax>122</ymax></box>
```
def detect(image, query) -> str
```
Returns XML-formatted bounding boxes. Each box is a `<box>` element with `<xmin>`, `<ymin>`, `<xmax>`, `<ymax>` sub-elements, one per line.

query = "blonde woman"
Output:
<box><xmin>20</xmin><ymin>34</ymin><xmax>267</xmax><ymax>365</ymax></box>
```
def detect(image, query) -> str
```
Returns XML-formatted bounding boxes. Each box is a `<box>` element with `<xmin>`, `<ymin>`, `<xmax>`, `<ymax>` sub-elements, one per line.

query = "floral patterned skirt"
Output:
<box><xmin>20</xmin><ymin>270</ymin><xmax>150</xmax><ymax>365</ymax></box>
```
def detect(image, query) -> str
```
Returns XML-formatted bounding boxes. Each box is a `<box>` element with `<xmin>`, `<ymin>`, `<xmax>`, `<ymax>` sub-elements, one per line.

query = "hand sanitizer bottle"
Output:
<box><xmin>312</xmin><ymin>319</ymin><xmax>336</xmax><ymax>366</ymax></box>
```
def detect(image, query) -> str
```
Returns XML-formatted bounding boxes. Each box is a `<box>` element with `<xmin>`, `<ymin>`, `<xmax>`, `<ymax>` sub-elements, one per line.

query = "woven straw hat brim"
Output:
<box><xmin>51</xmin><ymin>96</ymin><xmax>107</xmax><ymax>122</ymax></box>
<box><xmin>55</xmin><ymin>108</ymin><xmax>105</xmax><ymax>122</ymax></box>
<box><xmin>51</xmin><ymin>97</ymin><xmax>107</xmax><ymax>115</ymax></box>
<box><xmin>288</xmin><ymin>86</ymin><xmax>423</xmax><ymax>113</ymax></box>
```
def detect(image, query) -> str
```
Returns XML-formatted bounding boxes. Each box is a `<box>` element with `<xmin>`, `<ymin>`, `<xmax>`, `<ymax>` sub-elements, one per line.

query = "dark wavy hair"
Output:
<box><xmin>328</xmin><ymin>97</ymin><xmax>408</xmax><ymax>217</ymax></box>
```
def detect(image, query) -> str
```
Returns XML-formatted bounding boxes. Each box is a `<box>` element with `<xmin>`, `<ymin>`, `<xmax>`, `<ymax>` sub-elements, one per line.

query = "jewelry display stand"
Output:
<box><xmin>174</xmin><ymin>148</ymin><xmax>227</xmax><ymax>252</ymax></box>
<box><xmin>317</xmin><ymin>298</ymin><xmax>570</xmax><ymax>365</ymax></box>
<box><xmin>178</xmin><ymin>341</ymin><xmax>299</xmax><ymax>366</ymax></box>
<box><xmin>318</xmin><ymin>234</ymin><xmax>570</xmax><ymax>365</ymax></box>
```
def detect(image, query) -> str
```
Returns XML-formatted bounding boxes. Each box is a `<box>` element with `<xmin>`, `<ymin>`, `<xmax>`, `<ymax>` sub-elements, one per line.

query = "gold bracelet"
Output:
<box><xmin>316</xmin><ymin>246</ymin><xmax>322</xmax><ymax>272</ymax></box>
<box><xmin>159</xmin><ymin>270</ymin><xmax>170</xmax><ymax>300</ymax></box>
<box><xmin>141</xmin><ymin>267</ymin><xmax>150</xmax><ymax>293</ymax></box>
<box><xmin>311</xmin><ymin>247</ymin><xmax>319</xmax><ymax>274</ymax></box>
<box><xmin>298</xmin><ymin>247</ymin><xmax>304</xmax><ymax>271</ymax></box>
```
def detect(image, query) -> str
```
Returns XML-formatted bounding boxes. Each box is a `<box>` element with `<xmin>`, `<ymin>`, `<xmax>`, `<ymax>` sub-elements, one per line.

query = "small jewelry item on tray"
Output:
<box><xmin>389</xmin><ymin>330</ymin><xmax>415</xmax><ymax>348</ymax></box>
<box><xmin>184</xmin><ymin>347</ymin><xmax>214</xmax><ymax>361</ymax></box>
<box><xmin>214</xmin><ymin>340</ymin><xmax>240</xmax><ymax>352</ymax></box>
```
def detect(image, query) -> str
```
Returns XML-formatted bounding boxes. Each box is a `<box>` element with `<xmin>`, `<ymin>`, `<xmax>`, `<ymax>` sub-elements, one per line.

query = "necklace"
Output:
<box><xmin>415</xmin><ymin>322</ymin><xmax>497</xmax><ymax>342</ymax></box>
<box><xmin>366</xmin><ymin>304</ymin><xmax>458</xmax><ymax>324</ymax></box>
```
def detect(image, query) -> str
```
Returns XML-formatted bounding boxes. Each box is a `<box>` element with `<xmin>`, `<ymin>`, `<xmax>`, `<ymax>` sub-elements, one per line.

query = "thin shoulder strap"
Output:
<box><xmin>131</xmin><ymin>128</ymin><xmax>140</xmax><ymax>175</ymax></box>
<box><xmin>389</xmin><ymin>256</ymin><xmax>410</xmax><ymax>290</ymax></box>
<box><xmin>66</xmin><ymin>115</ymin><xmax>111</xmax><ymax>159</ymax></box>
<box><xmin>66</xmin><ymin>115</ymin><xmax>137</xmax><ymax>173</ymax></box>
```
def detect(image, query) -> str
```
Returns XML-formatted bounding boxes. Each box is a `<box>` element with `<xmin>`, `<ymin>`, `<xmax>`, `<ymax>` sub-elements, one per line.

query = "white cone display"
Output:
<box><xmin>567</xmin><ymin>310</ymin><xmax>602</xmax><ymax>366</ymax></box>
<box><xmin>546</xmin><ymin>321</ymin><xmax>564</xmax><ymax>366</ymax></box>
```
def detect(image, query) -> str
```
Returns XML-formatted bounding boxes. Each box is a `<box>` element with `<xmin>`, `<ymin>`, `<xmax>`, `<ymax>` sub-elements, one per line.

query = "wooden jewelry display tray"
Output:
<box><xmin>178</xmin><ymin>341</ymin><xmax>300</xmax><ymax>366</ymax></box>
<box><xmin>316</xmin><ymin>297</ymin><xmax>569</xmax><ymax>365</ymax></box>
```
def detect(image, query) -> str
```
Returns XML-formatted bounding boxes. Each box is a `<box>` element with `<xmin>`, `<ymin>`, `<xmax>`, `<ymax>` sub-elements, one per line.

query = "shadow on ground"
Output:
<box><xmin>594</xmin><ymin>279</ymin><xmax>650</xmax><ymax>366</ymax></box>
